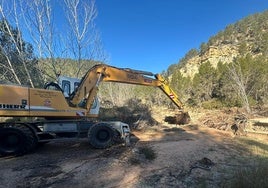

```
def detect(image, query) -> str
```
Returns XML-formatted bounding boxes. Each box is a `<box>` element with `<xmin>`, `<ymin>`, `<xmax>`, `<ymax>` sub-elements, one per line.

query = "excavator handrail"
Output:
<box><xmin>121</xmin><ymin>68</ymin><xmax>154</xmax><ymax>76</ymax></box>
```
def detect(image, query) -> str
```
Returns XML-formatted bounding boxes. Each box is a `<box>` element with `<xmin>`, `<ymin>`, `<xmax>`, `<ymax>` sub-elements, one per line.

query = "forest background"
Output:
<box><xmin>0</xmin><ymin>0</ymin><xmax>267</xmax><ymax>114</ymax></box>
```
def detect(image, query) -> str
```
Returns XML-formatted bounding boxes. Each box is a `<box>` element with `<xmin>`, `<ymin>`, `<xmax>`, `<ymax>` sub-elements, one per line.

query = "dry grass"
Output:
<box><xmin>227</xmin><ymin>158</ymin><xmax>268</xmax><ymax>188</ymax></box>
<box><xmin>224</xmin><ymin>137</ymin><xmax>268</xmax><ymax>188</ymax></box>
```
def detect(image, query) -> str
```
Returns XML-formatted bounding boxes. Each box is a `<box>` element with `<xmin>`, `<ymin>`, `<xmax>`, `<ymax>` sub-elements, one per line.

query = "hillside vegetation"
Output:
<box><xmin>167</xmin><ymin>10</ymin><xmax>268</xmax><ymax>113</ymax></box>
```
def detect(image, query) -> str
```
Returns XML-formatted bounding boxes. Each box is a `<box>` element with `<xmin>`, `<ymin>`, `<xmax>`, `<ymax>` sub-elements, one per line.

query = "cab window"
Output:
<box><xmin>62</xmin><ymin>80</ymin><xmax>71</xmax><ymax>97</ymax></box>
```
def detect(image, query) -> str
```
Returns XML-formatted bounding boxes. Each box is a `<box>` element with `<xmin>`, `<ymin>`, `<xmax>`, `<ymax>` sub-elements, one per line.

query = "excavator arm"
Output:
<box><xmin>69</xmin><ymin>64</ymin><xmax>190</xmax><ymax>124</ymax></box>
<box><xmin>154</xmin><ymin>74</ymin><xmax>184</xmax><ymax>110</ymax></box>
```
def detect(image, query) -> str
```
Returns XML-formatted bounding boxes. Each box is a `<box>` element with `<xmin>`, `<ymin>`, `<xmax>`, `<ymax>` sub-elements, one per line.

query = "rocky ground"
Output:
<box><xmin>0</xmin><ymin>107</ymin><xmax>267</xmax><ymax>188</ymax></box>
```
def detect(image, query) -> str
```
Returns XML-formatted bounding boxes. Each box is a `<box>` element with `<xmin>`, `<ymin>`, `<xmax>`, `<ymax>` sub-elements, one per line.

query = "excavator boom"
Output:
<box><xmin>70</xmin><ymin>65</ymin><xmax>183</xmax><ymax>106</ymax></box>
<box><xmin>69</xmin><ymin>64</ymin><xmax>189</xmax><ymax>124</ymax></box>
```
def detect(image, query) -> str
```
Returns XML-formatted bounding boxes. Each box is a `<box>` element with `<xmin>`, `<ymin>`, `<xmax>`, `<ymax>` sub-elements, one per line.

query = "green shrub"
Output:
<box><xmin>129</xmin><ymin>146</ymin><xmax>157</xmax><ymax>166</ymax></box>
<box><xmin>201</xmin><ymin>99</ymin><xmax>224</xmax><ymax>109</ymax></box>
<box><xmin>139</xmin><ymin>146</ymin><xmax>157</xmax><ymax>161</ymax></box>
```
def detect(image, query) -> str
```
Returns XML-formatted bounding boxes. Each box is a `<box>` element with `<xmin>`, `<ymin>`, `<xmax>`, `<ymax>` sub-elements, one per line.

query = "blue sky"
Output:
<box><xmin>95</xmin><ymin>0</ymin><xmax>268</xmax><ymax>73</ymax></box>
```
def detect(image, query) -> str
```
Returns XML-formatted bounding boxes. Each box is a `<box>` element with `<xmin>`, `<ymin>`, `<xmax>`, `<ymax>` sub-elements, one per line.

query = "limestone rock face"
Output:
<box><xmin>176</xmin><ymin>10</ymin><xmax>268</xmax><ymax>78</ymax></box>
<box><xmin>180</xmin><ymin>45</ymin><xmax>239</xmax><ymax>78</ymax></box>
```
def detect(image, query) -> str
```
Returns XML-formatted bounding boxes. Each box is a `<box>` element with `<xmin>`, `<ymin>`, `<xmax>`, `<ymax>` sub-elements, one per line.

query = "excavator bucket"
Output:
<box><xmin>164</xmin><ymin>111</ymin><xmax>190</xmax><ymax>125</ymax></box>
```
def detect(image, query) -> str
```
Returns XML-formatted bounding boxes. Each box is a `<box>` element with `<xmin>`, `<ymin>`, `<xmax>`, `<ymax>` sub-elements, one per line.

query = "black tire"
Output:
<box><xmin>0</xmin><ymin>123</ymin><xmax>37</xmax><ymax>156</ymax></box>
<box><xmin>88</xmin><ymin>123</ymin><xmax>115</xmax><ymax>149</ymax></box>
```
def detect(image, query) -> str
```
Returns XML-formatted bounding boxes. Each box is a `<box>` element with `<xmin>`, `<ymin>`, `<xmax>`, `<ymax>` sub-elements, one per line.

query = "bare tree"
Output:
<box><xmin>227</xmin><ymin>60</ymin><xmax>251</xmax><ymax>113</ymax></box>
<box><xmin>0</xmin><ymin>0</ymin><xmax>107</xmax><ymax>87</ymax></box>
<box><xmin>63</xmin><ymin>0</ymin><xmax>102</xmax><ymax>77</ymax></box>
<box><xmin>21</xmin><ymin>0</ymin><xmax>60</xmax><ymax>80</ymax></box>
<box><xmin>0</xmin><ymin>0</ymin><xmax>35</xmax><ymax>87</ymax></box>
<box><xmin>98</xmin><ymin>83</ymin><xmax>138</xmax><ymax>107</ymax></box>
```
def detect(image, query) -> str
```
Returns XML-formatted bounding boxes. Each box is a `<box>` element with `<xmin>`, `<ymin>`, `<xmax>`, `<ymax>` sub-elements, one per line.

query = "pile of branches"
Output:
<box><xmin>198</xmin><ymin>108</ymin><xmax>247</xmax><ymax>135</ymax></box>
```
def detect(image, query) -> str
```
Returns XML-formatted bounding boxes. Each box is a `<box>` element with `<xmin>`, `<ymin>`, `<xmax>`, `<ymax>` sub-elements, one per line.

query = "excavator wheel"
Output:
<box><xmin>0</xmin><ymin>123</ymin><xmax>37</xmax><ymax>156</ymax></box>
<box><xmin>88</xmin><ymin>123</ymin><xmax>115</xmax><ymax>149</ymax></box>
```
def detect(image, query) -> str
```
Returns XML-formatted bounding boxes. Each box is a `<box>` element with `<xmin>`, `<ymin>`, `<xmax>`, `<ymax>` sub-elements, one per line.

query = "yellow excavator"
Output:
<box><xmin>0</xmin><ymin>64</ymin><xmax>190</xmax><ymax>156</ymax></box>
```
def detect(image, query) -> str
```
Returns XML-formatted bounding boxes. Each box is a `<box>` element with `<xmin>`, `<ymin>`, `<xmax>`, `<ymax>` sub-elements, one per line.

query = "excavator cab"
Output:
<box><xmin>57</xmin><ymin>76</ymin><xmax>100</xmax><ymax>116</ymax></box>
<box><xmin>58</xmin><ymin>76</ymin><xmax>80</xmax><ymax>98</ymax></box>
<box><xmin>44</xmin><ymin>76</ymin><xmax>100</xmax><ymax>117</ymax></box>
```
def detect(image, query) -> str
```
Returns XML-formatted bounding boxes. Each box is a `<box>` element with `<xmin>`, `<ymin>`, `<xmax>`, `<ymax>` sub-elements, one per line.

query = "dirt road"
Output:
<box><xmin>1</xmin><ymin>122</ymin><xmax>262</xmax><ymax>188</ymax></box>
